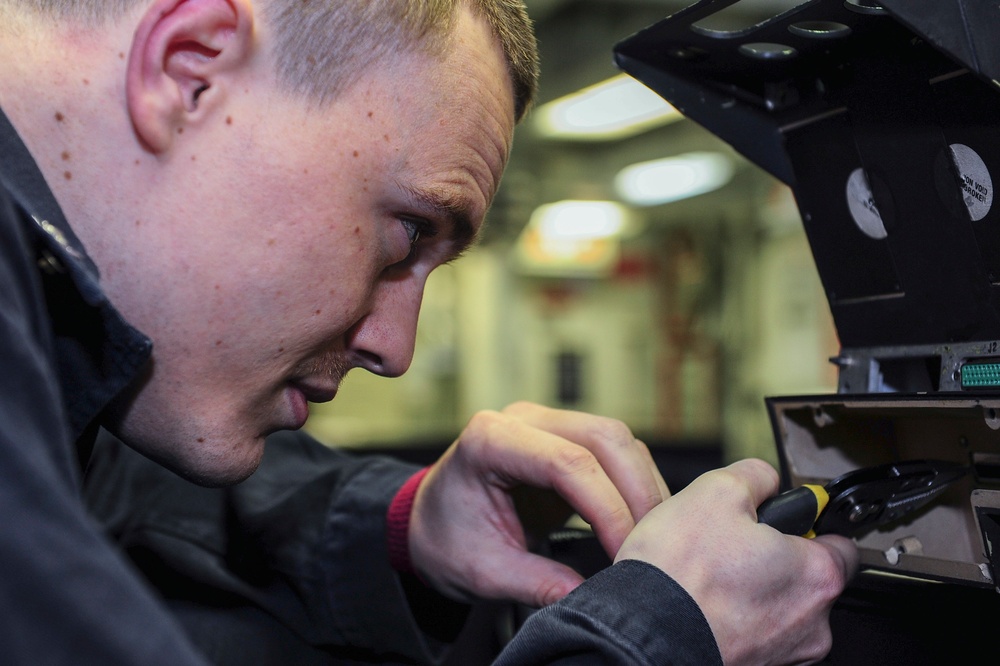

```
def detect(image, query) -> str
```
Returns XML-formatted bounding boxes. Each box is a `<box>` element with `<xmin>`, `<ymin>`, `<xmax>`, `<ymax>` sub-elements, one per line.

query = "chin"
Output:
<box><xmin>179</xmin><ymin>440</ymin><xmax>266</xmax><ymax>487</ymax></box>
<box><xmin>129</xmin><ymin>432</ymin><xmax>267</xmax><ymax>488</ymax></box>
<box><xmin>104</xmin><ymin>392</ymin><xmax>268</xmax><ymax>487</ymax></box>
<box><xmin>175</xmin><ymin>452</ymin><xmax>263</xmax><ymax>487</ymax></box>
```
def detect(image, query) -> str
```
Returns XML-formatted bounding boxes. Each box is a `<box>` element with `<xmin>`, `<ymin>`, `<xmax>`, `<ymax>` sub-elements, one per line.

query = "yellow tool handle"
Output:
<box><xmin>757</xmin><ymin>484</ymin><xmax>830</xmax><ymax>538</ymax></box>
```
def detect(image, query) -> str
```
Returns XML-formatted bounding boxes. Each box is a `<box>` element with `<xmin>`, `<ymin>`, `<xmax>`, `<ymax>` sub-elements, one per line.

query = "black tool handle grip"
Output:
<box><xmin>757</xmin><ymin>485</ymin><xmax>829</xmax><ymax>537</ymax></box>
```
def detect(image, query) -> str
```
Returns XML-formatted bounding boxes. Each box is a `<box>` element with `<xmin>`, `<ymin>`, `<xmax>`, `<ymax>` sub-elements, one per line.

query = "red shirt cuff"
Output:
<box><xmin>386</xmin><ymin>466</ymin><xmax>431</xmax><ymax>575</ymax></box>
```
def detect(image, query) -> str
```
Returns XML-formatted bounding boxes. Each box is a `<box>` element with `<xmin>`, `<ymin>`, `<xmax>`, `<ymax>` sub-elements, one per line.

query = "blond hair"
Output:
<box><xmin>11</xmin><ymin>0</ymin><xmax>538</xmax><ymax>121</ymax></box>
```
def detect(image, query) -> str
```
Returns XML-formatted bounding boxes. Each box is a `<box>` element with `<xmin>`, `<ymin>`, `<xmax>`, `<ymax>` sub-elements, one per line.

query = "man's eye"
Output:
<box><xmin>399</xmin><ymin>217</ymin><xmax>437</xmax><ymax>257</ymax></box>
<box><xmin>401</xmin><ymin>217</ymin><xmax>423</xmax><ymax>246</ymax></box>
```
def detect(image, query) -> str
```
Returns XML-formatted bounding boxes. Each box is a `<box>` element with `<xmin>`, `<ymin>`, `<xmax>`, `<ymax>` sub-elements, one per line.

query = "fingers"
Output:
<box><xmin>812</xmin><ymin>534</ymin><xmax>861</xmax><ymax>583</ymax></box>
<box><xmin>408</xmin><ymin>402</ymin><xmax>674</xmax><ymax>607</ymax></box>
<box><xmin>636</xmin><ymin>438</ymin><xmax>671</xmax><ymax>501</ymax></box>
<box><xmin>738</xmin><ymin>461</ymin><xmax>859</xmax><ymax>585</ymax></box>
<box><xmin>472</xmin><ymin>548</ymin><xmax>586</xmax><ymax>607</ymax></box>
<box><xmin>729</xmin><ymin>457</ymin><xmax>782</xmax><ymax>511</ymax></box>
<box><xmin>455</xmin><ymin>409</ymin><xmax>637</xmax><ymax>555</ymax></box>
<box><xmin>502</xmin><ymin>401</ymin><xmax>669</xmax><ymax>522</ymax></box>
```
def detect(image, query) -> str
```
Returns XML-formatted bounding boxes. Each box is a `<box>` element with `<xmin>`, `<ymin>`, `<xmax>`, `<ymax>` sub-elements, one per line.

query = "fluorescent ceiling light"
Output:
<box><xmin>530</xmin><ymin>200</ymin><xmax>628</xmax><ymax>240</ymax></box>
<box><xmin>615</xmin><ymin>152</ymin><xmax>734</xmax><ymax>206</ymax></box>
<box><xmin>533</xmin><ymin>74</ymin><xmax>683</xmax><ymax>140</ymax></box>
<box><xmin>514</xmin><ymin>201</ymin><xmax>624</xmax><ymax>276</ymax></box>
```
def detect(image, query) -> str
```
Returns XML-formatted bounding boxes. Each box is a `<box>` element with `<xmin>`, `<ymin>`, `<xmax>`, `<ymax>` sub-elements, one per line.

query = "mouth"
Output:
<box><xmin>289</xmin><ymin>380</ymin><xmax>339</xmax><ymax>404</ymax></box>
<box><xmin>285</xmin><ymin>380</ymin><xmax>339</xmax><ymax>430</ymax></box>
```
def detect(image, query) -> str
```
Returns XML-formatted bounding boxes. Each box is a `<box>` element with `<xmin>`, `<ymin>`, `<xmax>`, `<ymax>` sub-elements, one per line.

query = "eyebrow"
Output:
<box><xmin>398</xmin><ymin>182</ymin><xmax>481</xmax><ymax>260</ymax></box>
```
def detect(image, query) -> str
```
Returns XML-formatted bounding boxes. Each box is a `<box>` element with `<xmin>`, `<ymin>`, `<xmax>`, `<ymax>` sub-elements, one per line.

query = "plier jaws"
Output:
<box><xmin>758</xmin><ymin>459</ymin><xmax>969</xmax><ymax>538</ymax></box>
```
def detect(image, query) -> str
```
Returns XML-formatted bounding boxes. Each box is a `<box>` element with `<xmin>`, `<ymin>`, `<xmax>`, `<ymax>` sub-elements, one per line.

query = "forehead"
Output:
<box><xmin>360</xmin><ymin>7</ymin><xmax>516</xmax><ymax>231</ymax></box>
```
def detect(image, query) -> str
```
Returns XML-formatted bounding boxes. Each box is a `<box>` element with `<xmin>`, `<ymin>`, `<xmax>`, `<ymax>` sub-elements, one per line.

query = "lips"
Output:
<box><xmin>290</xmin><ymin>380</ymin><xmax>338</xmax><ymax>404</ymax></box>
<box><xmin>285</xmin><ymin>380</ymin><xmax>339</xmax><ymax>430</ymax></box>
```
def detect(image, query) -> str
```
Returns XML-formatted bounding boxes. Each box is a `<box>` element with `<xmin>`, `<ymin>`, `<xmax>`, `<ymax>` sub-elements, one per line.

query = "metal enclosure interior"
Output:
<box><xmin>614</xmin><ymin>0</ymin><xmax>1000</xmax><ymax>591</ymax></box>
<box><xmin>766</xmin><ymin>394</ymin><xmax>1000</xmax><ymax>587</ymax></box>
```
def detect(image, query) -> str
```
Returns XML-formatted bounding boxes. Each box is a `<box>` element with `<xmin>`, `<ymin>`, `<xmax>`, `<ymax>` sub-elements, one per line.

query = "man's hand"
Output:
<box><xmin>407</xmin><ymin>401</ymin><xmax>668</xmax><ymax>607</ymax></box>
<box><xmin>616</xmin><ymin>458</ymin><xmax>860</xmax><ymax>666</ymax></box>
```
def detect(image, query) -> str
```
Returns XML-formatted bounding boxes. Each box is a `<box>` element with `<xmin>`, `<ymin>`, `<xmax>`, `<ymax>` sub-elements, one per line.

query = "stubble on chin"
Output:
<box><xmin>166</xmin><ymin>432</ymin><xmax>267</xmax><ymax>488</ymax></box>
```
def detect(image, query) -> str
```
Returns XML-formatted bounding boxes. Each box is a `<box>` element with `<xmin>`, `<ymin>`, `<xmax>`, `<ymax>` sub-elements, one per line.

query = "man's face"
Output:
<box><xmin>107</xmin><ymin>7</ymin><xmax>515</xmax><ymax>484</ymax></box>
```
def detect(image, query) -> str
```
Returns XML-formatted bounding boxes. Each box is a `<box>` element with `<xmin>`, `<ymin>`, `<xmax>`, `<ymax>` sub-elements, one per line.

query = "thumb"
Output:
<box><xmin>812</xmin><ymin>533</ymin><xmax>861</xmax><ymax>581</ymax></box>
<box><xmin>491</xmin><ymin>551</ymin><xmax>586</xmax><ymax>607</ymax></box>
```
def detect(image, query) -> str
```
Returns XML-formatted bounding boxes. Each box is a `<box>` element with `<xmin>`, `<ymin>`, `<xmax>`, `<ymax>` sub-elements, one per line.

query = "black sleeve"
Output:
<box><xmin>495</xmin><ymin>560</ymin><xmax>723</xmax><ymax>666</ymax></box>
<box><xmin>84</xmin><ymin>428</ymin><xmax>469</xmax><ymax>665</ymax></box>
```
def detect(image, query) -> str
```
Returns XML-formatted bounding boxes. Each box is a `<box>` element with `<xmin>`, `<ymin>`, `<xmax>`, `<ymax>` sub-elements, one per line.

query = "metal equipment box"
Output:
<box><xmin>614</xmin><ymin>1</ymin><xmax>1000</xmax><ymax>661</ymax></box>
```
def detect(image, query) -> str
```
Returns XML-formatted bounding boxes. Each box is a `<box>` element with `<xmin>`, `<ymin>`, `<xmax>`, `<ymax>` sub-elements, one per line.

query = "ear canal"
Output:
<box><xmin>190</xmin><ymin>83</ymin><xmax>210</xmax><ymax>111</ymax></box>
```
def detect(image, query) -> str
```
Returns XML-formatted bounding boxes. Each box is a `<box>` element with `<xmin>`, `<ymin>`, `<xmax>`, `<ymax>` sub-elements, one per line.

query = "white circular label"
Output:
<box><xmin>950</xmin><ymin>143</ymin><xmax>993</xmax><ymax>222</ymax></box>
<box><xmin>846</xmin><ymin>167</ymin><xmax>887</xmax><ymax>239</ymax></box>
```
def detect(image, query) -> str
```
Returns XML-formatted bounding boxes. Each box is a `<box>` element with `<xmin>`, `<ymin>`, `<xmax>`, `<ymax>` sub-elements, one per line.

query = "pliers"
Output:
<box><xmin>757</xmin><ymin>459</ymin><xmax>970</xmax><ymax>538</ymax></box>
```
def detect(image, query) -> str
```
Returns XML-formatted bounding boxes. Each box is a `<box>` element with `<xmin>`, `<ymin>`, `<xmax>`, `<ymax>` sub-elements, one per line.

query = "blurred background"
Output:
<box><xmin>305</xmin><ymin>0</ymin><xmax>839</xmax><ymax>473</ymax></box>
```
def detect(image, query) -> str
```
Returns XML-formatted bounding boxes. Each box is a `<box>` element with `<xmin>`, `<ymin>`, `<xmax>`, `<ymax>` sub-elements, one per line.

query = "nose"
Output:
<box><xmin>346</xmin><ymin>275</ymin><xmax>426</xmax><ymax>377</ymax></box>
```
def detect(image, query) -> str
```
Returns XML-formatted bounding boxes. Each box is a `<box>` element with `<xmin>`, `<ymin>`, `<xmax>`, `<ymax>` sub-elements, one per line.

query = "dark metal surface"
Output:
<box><xmin>614</xmin><ymin>0</ymin><xmax>1000</xmax><ymax>349</ymax></box>
<box><xmin>822</xmin><ymin>570</ymin><xmax>1000</xmax><ymax>665</ymax></box>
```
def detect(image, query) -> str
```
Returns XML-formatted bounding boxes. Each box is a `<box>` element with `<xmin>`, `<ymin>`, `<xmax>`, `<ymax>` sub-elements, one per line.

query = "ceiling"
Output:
<box><xmin>488</xmin><ymin>0</ymin><xmax>808</xmax><ymax>245</ymax></box>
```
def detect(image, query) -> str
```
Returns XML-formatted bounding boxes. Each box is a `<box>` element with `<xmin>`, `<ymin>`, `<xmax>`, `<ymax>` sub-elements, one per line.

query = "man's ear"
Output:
<box><xmin>126</xmin><ymin>0</ymin><xmax>254</xmax><ymax>153</ymax></box>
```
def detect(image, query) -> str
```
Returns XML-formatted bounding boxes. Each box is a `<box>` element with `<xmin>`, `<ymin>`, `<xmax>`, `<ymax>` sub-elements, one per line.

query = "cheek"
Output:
<box><xmin>273</xmin><ymin>230</ymin><xmax>386</xmax><ymax>334</ymax></box>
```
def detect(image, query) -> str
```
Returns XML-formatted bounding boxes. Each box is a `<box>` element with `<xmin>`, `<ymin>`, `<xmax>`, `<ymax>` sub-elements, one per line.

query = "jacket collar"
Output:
<box><xmin>0</xmin><ymin>106</ymin><xmax>153</xmax><ymax>445</ymax></box>
<box><xmin>0</xmin><ymin>108</ymin><xmax>99</xmax><ymax>279</ymax></box>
